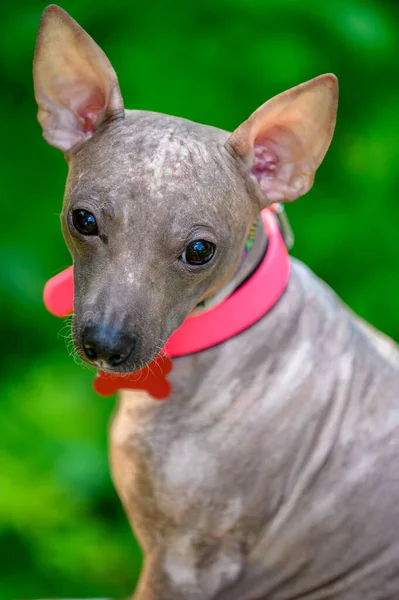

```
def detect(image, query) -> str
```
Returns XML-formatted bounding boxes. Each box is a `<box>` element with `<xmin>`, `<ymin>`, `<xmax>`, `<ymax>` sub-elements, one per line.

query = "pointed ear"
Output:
<box><xmin>33</xmin><ymin>5</ymin><xmax>124</xmax><ymax>153</ymax></box>
<box><xmin>225</xmin><ymin>74</ymin><xmax>338</xmax><ymax>204</ymax></box>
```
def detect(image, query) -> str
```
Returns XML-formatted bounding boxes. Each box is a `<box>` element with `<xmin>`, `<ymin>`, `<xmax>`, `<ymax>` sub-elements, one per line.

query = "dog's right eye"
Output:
<box><xmin>72</xmin><ymin>210</ymin><xmax>98</xmax><ymax>236</ymax></box>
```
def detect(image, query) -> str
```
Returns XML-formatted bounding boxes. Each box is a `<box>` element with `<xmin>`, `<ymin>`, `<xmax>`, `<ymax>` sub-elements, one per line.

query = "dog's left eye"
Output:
<box><xmin>72</xmin><ymin>209</ymin><xmax>98</xmax><ymax>236</ymax></box>
<box><xmin>180</xmin><ymin>240</ymin><xmax>216</xmax><ymax>266</ymax></box>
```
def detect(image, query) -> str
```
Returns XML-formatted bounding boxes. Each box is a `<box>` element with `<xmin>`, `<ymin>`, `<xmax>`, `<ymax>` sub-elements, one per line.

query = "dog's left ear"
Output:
<box><xmin>225</xmin><ymin>74</ymin><xmax>338</xmax><ymax>204</ymax></box>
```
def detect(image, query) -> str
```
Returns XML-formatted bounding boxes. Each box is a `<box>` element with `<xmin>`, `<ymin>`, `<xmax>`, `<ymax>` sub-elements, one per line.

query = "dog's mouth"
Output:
<box><xmin>89</xmin><ymin>353</ymin><xmax>161</xmax><ymax>375</ymax></box>
<box><xmin>79</xmin><ymin>347</ymin><xmax>165</xmax><ymax>375</ymax></box>
<box><xmin>70</xmin><ymin>322</ymin><xmax>166</xmax><ymax>375</ymax></box>
<box><xmin>82</xmin><ymin>339</ymin><xmax>163</xmax><ymax>372</ymax></box>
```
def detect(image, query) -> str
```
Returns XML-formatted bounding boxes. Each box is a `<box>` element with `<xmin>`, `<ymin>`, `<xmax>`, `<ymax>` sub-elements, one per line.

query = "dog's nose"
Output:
<box><xmin>82</xmin><ymin>325</ymin><xmax>136</xmax><ymax>367</ymax></box>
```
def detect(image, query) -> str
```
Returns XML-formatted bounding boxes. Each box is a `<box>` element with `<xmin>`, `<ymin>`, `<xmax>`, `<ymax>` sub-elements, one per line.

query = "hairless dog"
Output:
<box><xmin>34</xmin><ymin>6</ymin><xmax>399</xmax><ymax>599</ymax></box>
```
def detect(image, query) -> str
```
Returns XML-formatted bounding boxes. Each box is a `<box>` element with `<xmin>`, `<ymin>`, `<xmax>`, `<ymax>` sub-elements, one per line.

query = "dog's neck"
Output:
<box><xmin>192</xmin><ymin>217</ymin><xmax>268</xmax><ymax>314</ymax></box>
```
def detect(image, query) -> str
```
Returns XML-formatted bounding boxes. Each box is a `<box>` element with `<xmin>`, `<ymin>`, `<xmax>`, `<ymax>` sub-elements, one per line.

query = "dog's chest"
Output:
<box><xmin>111</xmin><ymin>391</ymin><xmax>255</xmax><ymax>595</ymax></box>
<box><xmin>113</xmin><ymin>392</ymin><xmax>247</xmax><ymax>525</ymax></box>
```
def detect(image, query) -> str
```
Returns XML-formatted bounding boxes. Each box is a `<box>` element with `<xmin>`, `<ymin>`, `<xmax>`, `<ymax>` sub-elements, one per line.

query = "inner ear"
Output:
<box><xmin>251</xmin><ymin>124</ymin><xmax>311</xmax><ymax>202</ymax></box>
<box><xmin>58</xmin><ymin>82</ymin><xmax>108</xmax><ymax>137</ymax></box>
<box><xmin>253</xmin><ymin>123</ymin><xmax>303</xmax><ymax>174</ymax></box>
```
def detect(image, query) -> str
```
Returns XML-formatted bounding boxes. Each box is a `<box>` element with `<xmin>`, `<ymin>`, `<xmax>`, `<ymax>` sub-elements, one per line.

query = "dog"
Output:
<box><xmin>34</xmin><ymin>5</ymin><xmax>399</xmax><ymax>599</ymax></box>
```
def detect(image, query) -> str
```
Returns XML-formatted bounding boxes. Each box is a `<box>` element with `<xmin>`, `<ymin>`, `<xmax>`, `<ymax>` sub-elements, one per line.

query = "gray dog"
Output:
<box><xmin>34</xmin><ymin>5</ymin><xmax>399</xmax><ymax>599</ymax></box>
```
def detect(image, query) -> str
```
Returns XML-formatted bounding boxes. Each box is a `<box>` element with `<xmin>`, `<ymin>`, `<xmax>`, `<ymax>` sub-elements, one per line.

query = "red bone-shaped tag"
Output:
<box><xmin>93</xmin><ymin>355</ymin><xmax>173</xmax><ymax>400</ymax></box>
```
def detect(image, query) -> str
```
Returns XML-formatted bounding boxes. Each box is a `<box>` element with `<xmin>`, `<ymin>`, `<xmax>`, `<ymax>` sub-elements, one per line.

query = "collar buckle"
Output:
<box><xmin>271</xmin><ymin>203</ymin><xmax>294</xmax><ymax>250</ymax></box>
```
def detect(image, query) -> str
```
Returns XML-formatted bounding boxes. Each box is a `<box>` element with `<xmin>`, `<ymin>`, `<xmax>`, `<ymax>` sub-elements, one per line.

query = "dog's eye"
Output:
<box><xmin>181</xmin><ymin>240</ymin><xmax>216</xmax><ymax>266</ymax></box>
<box><xmin>72</xmin><ymin>210</ymin><xmax>98</xmax><ymax>236</ymax></box>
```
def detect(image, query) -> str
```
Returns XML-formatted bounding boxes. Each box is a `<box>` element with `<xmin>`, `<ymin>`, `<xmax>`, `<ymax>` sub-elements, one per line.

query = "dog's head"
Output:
<box><xmin>34</xmin><ymin>5</ymin><xmax>338</xmax><ymax>372</ymax></box>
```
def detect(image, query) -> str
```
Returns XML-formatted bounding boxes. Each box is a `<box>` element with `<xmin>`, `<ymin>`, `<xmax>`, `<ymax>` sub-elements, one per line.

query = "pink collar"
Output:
<box><xmin>43</xmin><ymin>208</ymin><xmax>290</xmax><ymax>399</ymax></box>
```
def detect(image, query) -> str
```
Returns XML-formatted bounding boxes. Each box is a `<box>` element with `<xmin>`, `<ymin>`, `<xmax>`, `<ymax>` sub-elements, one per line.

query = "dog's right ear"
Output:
<box><xmin>33</xmin><ymin>5</ymin><xmax>124</xmax><ymax>153</ymax></box>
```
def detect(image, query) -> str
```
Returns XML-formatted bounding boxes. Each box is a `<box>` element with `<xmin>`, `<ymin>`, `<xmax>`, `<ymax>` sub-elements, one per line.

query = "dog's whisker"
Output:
<box><xmin>142</xmin><ymin>363</ymin><xmax>151</xmax><ymax>383</ymax></box>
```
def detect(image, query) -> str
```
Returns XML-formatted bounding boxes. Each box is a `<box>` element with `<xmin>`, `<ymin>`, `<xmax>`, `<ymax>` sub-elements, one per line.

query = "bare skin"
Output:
<box><xmin>110</xmin><ymin>259</ymin><xmax>399</xmax><ymax>600</ymax></box>
<box><xmin>33</xmin><ymin>6</ymin><xmax>399</xmax><ymax>599</ymax></box>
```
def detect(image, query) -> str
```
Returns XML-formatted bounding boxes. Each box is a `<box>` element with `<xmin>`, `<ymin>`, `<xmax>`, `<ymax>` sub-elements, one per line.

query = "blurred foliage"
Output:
<box><xmin>1</xmin><ymin>0</ymin><xmax>398</xmax><ymax>598</ymax></box>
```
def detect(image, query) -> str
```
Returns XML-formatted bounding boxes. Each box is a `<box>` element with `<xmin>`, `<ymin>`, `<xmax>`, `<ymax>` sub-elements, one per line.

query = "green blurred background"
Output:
<box><xmin>1</xmin><ymin>0</ymin><xmax>398</xmax><ymax>597</ymax></box>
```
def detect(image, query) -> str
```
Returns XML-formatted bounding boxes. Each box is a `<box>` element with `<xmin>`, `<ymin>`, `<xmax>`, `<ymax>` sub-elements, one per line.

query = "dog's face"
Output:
<box><xmin>62</xmin><ymin>113</ymin><xmax>254</xmax><ymax>371</ymax></box>
<box><xmin>34</xmin><ymin>5</ymin><xmax>338</xmax><ymax>372</ymax></box>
